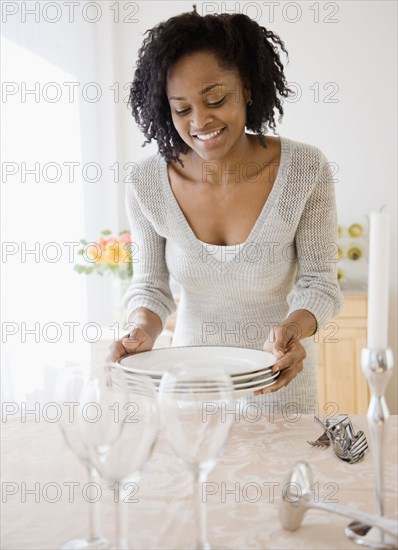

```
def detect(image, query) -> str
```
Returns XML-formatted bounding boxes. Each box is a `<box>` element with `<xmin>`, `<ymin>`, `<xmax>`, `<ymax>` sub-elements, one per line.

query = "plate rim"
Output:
<box><xmin>120</xmin><ymin>364</ymin><xmax>275</xmax><ymax>381</ymax></box>
<box><xmin>149</xmin><ymin>376</ymin><xmax>279</xmax><ymax>396</ymax></box>
<box><xmin>139</xmin><ymin>370</ymin><xmax>280</xmax><ymax>390</ymax></box>
<box><xmin>118</xmin><ymin>345</ymin><xmax>277</xmax><ymax>377</ymax></box>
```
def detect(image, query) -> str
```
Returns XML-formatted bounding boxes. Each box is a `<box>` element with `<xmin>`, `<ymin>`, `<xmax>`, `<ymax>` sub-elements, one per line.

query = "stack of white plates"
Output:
<box><xmin>118</xmin><ymin>346</ymin><xmax>279</xmax><ymax>397</ymax></box>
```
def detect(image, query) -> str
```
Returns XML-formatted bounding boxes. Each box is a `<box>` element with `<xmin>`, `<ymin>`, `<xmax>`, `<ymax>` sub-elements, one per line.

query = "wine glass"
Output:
<box><xmin>54</xmin><ymin>364</ymin><xmax>110</xmax><ymax>550</ymax></box>
<box><xmin>79</xmin><ymin>366</ymin><xmax>159</xmax><ymax>550</ymax></box>
<box><xmin>158</xmin><ymin>365</ymin><xmax>234</xmax><ymax>550</ymax></box>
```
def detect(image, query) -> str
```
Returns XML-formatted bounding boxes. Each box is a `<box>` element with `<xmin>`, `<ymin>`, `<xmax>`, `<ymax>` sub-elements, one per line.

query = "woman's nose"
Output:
<box><xmin>190</xmin><ymin>105</ymin><xmax>213</xmax><ymax>130</ymax></box>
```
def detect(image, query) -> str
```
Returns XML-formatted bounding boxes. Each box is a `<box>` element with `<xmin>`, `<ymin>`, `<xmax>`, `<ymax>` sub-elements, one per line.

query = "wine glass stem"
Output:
<box><xmin>86</xmin><ymin>465</ymin><xmax>102</xmax><ymax>542</ymax></box>
<box><xmin>115</xmin><ymin>482</ymin><xmax>129</xmax><ymax>549</ymax></box>
<box><xmin>193</xmin><ymin>469</ymin><xmax>209</xmax><ymax>550</ymax></box>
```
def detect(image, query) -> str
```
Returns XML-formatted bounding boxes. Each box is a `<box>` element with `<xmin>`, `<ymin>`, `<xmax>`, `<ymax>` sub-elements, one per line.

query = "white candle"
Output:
<box><xmin>367</xmin><ymin>211</ymin><xmax>390</xmax><ymax>349</ymax></box>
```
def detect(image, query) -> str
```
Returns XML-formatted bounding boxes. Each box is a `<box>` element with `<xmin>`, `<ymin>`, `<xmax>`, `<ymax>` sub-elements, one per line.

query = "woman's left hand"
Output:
<box><xmin>254</xmin><ymin>325</ymin><xmax>307</xmax><ymax>395</ymax></box>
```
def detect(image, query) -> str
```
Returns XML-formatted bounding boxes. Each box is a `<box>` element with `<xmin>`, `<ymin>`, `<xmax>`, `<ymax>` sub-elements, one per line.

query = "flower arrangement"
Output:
<box><xmin>74</xmin><ymin>229</ymin><xmax>133</xmax><ymax>280</ymax></box>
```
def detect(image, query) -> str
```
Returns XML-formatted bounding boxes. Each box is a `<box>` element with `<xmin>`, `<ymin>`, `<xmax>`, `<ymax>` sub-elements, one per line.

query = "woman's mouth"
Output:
<box><xmin>191</xmin><ymin>127</ymin><xmax>226</xmax><ymax>145</ymax></box>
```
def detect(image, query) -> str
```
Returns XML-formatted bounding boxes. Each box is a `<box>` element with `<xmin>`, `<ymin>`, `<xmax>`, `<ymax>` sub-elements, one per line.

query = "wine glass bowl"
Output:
<box><xmin>159</xmin><ymin>366</ymin><xmax>233</xmax><ymax>470</ymax></box>
<box><xmin>84</xmin><ymin>370</ymin><xmax>158</xmax><ymax>482</ymax></box>
<box><xmin>80</xmin><ymin>367</ymin><xmax>159</xmax><ymax>550</ymax></box>
<box><xmin>158</xmin><ymin>365</ymin><xmax>235</xmax><ymax>550</ymax></box>
<box><xmin>77</xmin><ymin>365</ymin><xmax>130</xmax><ymax>459</ymax></box>
<box><xmin>54</xmin><ymin>364</ymin><xmax>110</xmax><ymax>550</ymax></box>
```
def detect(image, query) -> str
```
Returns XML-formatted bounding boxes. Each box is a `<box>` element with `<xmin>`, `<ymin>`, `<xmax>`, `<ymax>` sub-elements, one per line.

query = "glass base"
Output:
<box><xmin>61</xmin><ymin>537</ymin><xmax>110</xmax><ymax>550</ymax></box>
<box><xmin>345</xmin><ymin>522</ymin><xmax>397</xmax><ymax>549</ymax></box>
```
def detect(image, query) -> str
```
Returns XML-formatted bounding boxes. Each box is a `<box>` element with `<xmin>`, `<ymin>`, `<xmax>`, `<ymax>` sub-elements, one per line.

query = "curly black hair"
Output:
<box><xmin>128</xmin><ymin>9</ymin><xmax>293</xmax><ymax>166</ymax></box>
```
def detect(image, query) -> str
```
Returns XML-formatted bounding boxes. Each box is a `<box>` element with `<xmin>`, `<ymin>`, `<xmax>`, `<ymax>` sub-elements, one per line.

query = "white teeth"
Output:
<box><xmin>195</xmin><ymin>128</ymin><xmax>224</xmax><ymax>141</ymax></box>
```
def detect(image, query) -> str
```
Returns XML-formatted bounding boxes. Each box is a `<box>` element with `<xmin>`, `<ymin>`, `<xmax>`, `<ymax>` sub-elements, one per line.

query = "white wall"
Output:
<box><xmin>112</xmin><ymin>0</ymin><xmax>397</xmax><ymax>412</ymax></box>
<box><xmin>1</xmin><ymin>2</ymin><xmax>123</xmax><ymax>402</ymax></box>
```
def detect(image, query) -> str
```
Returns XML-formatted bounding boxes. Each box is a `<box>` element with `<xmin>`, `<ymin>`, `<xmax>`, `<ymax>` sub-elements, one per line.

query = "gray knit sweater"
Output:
<box><xmin>123</xmin><ymin>136</ymin><xmax>344</xmax><ymax>413</ymax></box>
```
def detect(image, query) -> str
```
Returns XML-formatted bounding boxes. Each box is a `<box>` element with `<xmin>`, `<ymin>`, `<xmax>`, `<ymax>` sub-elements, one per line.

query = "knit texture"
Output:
<box><xmin>123</xmin><ymin>136</ymin><xmax>344</xmax><ymax>413</ymax></box>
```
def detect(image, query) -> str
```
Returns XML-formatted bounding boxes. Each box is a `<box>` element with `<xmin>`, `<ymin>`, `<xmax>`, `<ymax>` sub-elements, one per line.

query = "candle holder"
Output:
<box><xmin>345</xmin><ymin>347</ymin><xmax>396</xmax><ymax>549</ymax></box>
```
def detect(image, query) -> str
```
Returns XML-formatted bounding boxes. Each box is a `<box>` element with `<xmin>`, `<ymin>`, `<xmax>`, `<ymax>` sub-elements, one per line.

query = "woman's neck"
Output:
<box><xmin>187</xmin><ymin>132</ymin><xmax>262</xmax><ymax>186</ymax></box>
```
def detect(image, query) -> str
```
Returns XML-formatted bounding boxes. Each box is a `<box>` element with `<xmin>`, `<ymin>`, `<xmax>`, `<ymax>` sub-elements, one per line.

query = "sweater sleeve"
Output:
<box><xmin>121</xmin><ymin>179</ymin><xmax>177</xmax><ymax>330</ymax></box>
<box><xmin>286</xmin><ymin>151</ymin><xmax>344</xmax><ymax>332</ymax></box>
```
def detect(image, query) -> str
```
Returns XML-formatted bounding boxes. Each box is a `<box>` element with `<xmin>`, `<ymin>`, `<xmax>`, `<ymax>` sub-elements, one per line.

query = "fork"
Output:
<box><xmin>306</xmin><ymin>415</ymin><xmax>348</xmax><ymax>448</ymax></box>
<box><xmin>334</xmin><ymin>447</ymin><xmax>367</xmax><ymax>464</ymax></box>
<box><xmin>332</xmin><ymin>431</ymin><xmax>369</xmax><ymax>464</ymax></box>
<box><xmin>306</xmin><ymin>432</ymin><xmax>331</xmax><ymax>447</ymax></box>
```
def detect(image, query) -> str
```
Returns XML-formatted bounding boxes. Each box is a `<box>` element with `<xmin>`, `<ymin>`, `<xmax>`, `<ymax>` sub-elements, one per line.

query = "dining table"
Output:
<box><xmin>1</xmin><ymin>410</ymin><xmax>397</xmax><ymax>549</ymax></box>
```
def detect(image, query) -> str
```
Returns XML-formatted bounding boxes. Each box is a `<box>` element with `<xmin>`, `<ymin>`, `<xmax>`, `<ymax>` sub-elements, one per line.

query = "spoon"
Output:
<box><xmin>279</xmin><ymin>461</ymin><xmax>398</xmax><ymax>541</ymax></box>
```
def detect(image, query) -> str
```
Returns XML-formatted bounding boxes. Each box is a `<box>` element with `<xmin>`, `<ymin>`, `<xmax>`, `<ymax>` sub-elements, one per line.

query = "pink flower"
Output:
<box><xmin>118</xmin><ymin>233</ymin><xmax>132</xmax><ymax>244</ymax></box>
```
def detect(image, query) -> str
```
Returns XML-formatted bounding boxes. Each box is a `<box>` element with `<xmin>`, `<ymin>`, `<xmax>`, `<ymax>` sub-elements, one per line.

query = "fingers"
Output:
<box><xmin>254</xmin><ymin>360</ymin><xmax>304</xmax><ymax>396</ymax></box>
<box><xmin>262</xmin><ymin>340</ymin><xmax>274</xmax><ymax>353</ymax></box>
<box><xmin>122</xmin><ymin>328</ymin><xmax>153</xmax><ymax>353</ymax></box>
<box><xmin>256</xmin><ymin>338</ymin><xmax>307</xmax><ymax>395</ymax></box>
<box><xmin>264</xmin><ymin>325</ymin><xmax>304</xmax><ymax>372</ymax></box>
<box><xmin>106</xmin><ymin>329</ymin><xmax>153</xmax><ymax>362</ymax></box>
<box><xmin>272</xmin><ymin>324</ymin><xmax>295</xmax><ymax>356</ymax></box>
<box><xmin>106</xmin><ymin>341</ymin><xmax>127</xmax><ymax>363</ymax></box>
<box><xmin>272</xmin><ymin>349</ymin><xmax>304</xmax><ymax>372</ymax></box>
<box><xmin>271</xmin><ymin>341</ymin><xmax>306</xmax><ymax>373</ymax></box>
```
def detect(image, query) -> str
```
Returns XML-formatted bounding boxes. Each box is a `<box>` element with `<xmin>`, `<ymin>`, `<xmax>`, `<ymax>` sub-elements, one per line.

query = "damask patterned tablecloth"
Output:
<box><xmin>1</xmin><ymin>413</ymin><xmax>397</xmax><ymax>549</ymax></box>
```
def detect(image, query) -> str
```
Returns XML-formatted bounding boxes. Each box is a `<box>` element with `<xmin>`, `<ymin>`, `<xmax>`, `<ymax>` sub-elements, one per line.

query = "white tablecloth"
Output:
<box><xmin>1</xmin><ymin>414</ymin><xmax>397</xmax><ymax>549</ymax></box>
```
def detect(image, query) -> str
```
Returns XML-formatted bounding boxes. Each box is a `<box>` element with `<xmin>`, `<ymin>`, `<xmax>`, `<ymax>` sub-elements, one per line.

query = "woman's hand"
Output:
<box><xmin>254</xmin><ymin>324</ymin><xmax>306</xmax><ymax>395</ymax></box>
<box><xmin>106</xmin><ymin>326</ymin><xmax>154</xmax><ymax>363</ymax></box>
<box><xmin>107</xmin><ymin>308</ymin><xmax>163</xmax><ymax>363</ymax></box>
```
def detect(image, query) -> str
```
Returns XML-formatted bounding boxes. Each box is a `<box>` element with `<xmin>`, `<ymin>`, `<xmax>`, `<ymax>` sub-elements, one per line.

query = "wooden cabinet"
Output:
<box><xmin>315</xmin><ymin>293</ymin><xmax>370</xmax><ymax>414</ymax></box>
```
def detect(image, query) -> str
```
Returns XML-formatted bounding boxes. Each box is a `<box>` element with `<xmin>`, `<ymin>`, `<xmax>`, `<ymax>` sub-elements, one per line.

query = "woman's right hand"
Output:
<box><xmin>106</xmin><ymin>326</ymin><xmax>154</xmax><ymax>362</ymax></box>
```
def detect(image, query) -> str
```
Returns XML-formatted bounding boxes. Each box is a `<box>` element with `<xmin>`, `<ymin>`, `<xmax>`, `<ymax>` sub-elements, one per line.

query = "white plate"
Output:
<box><xmin>125</xmin><ymin>376</ymin><xmax>278</xmax><ymax>397</ymax></box>
<box><xmin>226</xmin><ymin>367</ymin><xmax>274</xmax><ymax>382</ymax></box>
<box><xmin>234</xmin><ymin>371</ymin><xmax>278</xmax><ymax>386</ymax></box>
<box><xmin>118</xmin><ymin>346</ymin><xmax>277</xmax><ymax>377</ymax></box>
<box><xmin>120</xmin><ymin>365</ymin><xmax>275</xmax><ymax>384</ymax></box>
<box><xmin>140</xmin><ymin>369</ymin><xmax>279</xmax><ymax>390</ymax></box>
<box><xmin>229</xmin><ymin>375</ymin><xmax>278</xmax><ymax>396</ymax></box>
<box><xmin>120</xmin><ymin>366</ymin><xmax>275</xmax><ymax>383</ymax></box>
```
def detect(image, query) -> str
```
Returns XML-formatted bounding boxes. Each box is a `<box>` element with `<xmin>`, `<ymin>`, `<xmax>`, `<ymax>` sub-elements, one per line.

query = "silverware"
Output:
<box><xmin>306</xmin><ymin>432</ymin><xmax>330</xmax><ymax>447</ymax></box>
<box><xmin>308</xmin><ymin>416</ymin><xmax>369</xmax><ymax>464</ymax></box>
<box><xmin>333</xmin><ymin>425</ymin><xmax>368</xmax><ymax>464</ymax></box>
<box><xmin>307</xmin><ymin>415</ymin><xmax>349</xmax><ymax>447</ymax></box>
<box><xmin>279</xmin><ymin>461</ymin><xmax>398</xmax><ymax>542</ymax></box>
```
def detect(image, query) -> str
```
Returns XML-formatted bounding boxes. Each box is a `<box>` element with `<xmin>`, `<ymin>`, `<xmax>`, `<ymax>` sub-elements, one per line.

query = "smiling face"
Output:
<box><xmin>166</xmin><ymin>50</ymin><xmax>251</xmax><ymax>163</ymax></box>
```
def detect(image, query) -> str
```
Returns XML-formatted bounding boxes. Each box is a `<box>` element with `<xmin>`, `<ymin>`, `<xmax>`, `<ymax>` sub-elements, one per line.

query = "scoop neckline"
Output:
<box><xmin>199</xmin><ymin>240</ymin><xmax>246</xmax><ymax>248</ymax></box>
<box><xmin>159</xmin><ymin>135</ymin><xmax>292</xmax><ymax>270</ymax></box>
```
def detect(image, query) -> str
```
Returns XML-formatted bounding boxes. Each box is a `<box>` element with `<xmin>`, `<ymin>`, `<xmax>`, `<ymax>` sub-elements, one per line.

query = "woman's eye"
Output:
<box><xmin>174</xmin><ymin>97</ymin><xmax>226</xmax><ymax>116</ymax></box>
<box><xmin>207</xmin><ymin>97</ymin><xmax>226</xmax><ymax>107</ymax></box>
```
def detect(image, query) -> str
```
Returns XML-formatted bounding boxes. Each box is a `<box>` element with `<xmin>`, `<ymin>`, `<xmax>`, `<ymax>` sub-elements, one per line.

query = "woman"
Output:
<box><xmin>109</xmin><ymin>8</ymin><xmax>343</xmax><ymax>413</ymax></box>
